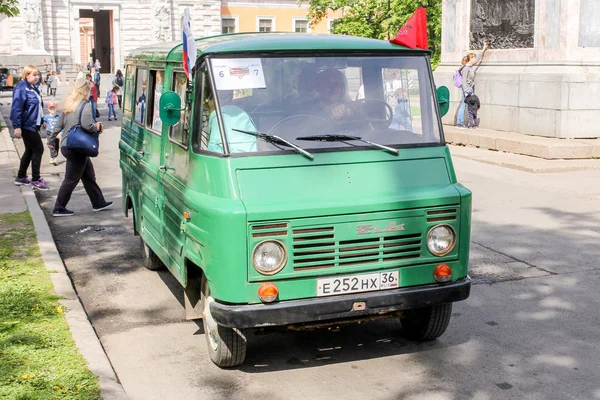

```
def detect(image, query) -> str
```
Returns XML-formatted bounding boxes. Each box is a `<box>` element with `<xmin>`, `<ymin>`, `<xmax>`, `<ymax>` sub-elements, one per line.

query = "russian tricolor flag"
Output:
<box><xmin>182</xmin><ymin>8</ymin><xmax>197</xmax><ymax>80</ymax></box>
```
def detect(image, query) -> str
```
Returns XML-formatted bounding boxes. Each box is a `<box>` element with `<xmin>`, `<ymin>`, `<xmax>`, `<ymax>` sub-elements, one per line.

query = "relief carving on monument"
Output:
<box><xmin>470</xmin><ymin>0</ymin><xmax>534</xmax><ymax>49</ymax></box>
<box><xmin>23</xmin><ymin>0</ymin><xmax>44</xmax><ymax>50</ymax></box>
<box><xmin>153</xmin><ymin>0</ymin><xmax>172</xmax><ymax>42</ymax></box>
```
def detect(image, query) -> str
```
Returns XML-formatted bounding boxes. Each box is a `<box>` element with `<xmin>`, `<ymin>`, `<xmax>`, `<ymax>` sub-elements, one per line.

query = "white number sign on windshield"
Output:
<box><xmin>211</xmin><ymin>58</ymin><xmax>266</xmax><ymax>90</ymax></box>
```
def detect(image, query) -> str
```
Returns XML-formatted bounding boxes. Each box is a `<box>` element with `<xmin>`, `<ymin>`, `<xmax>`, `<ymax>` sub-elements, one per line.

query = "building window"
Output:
<box><xmin>222</xmin><ymin>18</ymin><xmax>235</xmax><ymax>34</ymax></box>
<box><xmin>328</xmin><ymin>18</ymin><xmax>339</xmax><ymax>34</ymax></box>
<box><xmin>258</xmin><ymin>19</ymin><xmax>273</xmax><ymax>32</ymax></box>
<box><xmin>294</xmin><ymin>19</ymin><xmax>308</xmax><ymax>33</ymax></box>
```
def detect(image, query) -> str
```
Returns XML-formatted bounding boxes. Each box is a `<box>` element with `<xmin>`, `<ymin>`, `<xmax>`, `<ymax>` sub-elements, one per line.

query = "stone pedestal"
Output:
<box><xmin>434</xmin><ymin>0</ymin><xmax>600</xmax><ymax>139</ymax></box>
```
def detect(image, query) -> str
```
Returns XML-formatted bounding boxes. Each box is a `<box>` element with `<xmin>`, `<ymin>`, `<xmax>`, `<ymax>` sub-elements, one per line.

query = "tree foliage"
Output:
<box><xmin>303</xmin><ymin>0</ymin><xmax>442</xmax><ymax>67</ymax></box>
<box><xmin>0</xmin><ymin>0</ymin><xmax>20</xmax><ymax>17</ymax></box>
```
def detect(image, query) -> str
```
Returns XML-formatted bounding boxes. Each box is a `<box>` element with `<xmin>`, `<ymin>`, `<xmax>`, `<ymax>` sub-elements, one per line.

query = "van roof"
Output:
<box><xmin>126</xmin><ymin>32</ymin><xmax>423</xmax><ymax>62</ymax></box>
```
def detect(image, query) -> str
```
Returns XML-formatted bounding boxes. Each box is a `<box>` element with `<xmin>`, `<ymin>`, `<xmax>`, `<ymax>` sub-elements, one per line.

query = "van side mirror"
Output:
<box><xmin>159</xmin><ymin>91</ymin><xmax>184</xmax><ymax>126</ymax></box>
<box><xmin>436</xmin><ymin>86</ymin><xmax>450</xmax><ymax>118</ymax></box>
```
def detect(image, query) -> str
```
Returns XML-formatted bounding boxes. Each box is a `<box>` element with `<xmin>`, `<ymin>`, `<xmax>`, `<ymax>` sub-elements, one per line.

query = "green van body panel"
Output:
<box><xmin>120</xmin><ymin>33</ymin><xmax>471</xmax><ymax>322</ymax></box>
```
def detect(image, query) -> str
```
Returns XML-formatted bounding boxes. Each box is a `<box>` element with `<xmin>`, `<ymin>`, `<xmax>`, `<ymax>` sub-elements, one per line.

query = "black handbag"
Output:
<box><xmin>65</xmin><ymin>101</ymin><xmax>99</xmax><ymax>157</ymax></box>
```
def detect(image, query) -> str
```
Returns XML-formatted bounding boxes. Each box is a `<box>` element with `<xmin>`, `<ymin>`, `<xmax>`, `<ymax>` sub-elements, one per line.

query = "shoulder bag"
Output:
<box><xmin>65</xmin><ymin>101</ymin><xmax>99</xmax><ymax>157</ymax></box>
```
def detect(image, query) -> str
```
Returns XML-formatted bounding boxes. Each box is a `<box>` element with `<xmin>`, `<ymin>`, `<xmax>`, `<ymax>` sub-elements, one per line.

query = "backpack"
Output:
<box><xmin>115</xmin><ymin>75</ymin><xmax>123</xmax><ymax>87</ymax></box>
<box><xmin>453</xmin><ymin>66</ymin><xmax>465</xmax><ymax>88</ymax></box>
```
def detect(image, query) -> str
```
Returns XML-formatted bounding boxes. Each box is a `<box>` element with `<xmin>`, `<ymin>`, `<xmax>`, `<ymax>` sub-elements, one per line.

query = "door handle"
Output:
<box><xmin>159</xmin><ymin>165</ymin><xmax>175</xmax><ymax>172</ymax></box>
<box><xmin>137</xmin><ymin>150</ymin><xmax>145</xmax><ymax>157</ymax></box>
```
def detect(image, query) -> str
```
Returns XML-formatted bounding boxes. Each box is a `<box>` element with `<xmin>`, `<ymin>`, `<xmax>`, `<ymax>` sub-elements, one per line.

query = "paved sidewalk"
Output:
<box><xmin>444</xmin><ymin>124</ymin><xmax>600</xmax><ymax>159</ymax></box>
<box><xmin>0</xmin><ymin>112</ymin><xmax>127</xmax><ymax>400</ymax></box>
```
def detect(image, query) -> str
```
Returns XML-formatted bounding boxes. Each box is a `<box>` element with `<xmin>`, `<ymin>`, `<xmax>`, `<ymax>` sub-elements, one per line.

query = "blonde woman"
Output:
<box><xmin>47</xmin><ymin>78</ymin><xmax>112</xmax><ymax>217</ymax></box>
<box><xmin>10</xmin><ymin>64</ymin><xmax>48</xmax><ymax>189</ymax></box>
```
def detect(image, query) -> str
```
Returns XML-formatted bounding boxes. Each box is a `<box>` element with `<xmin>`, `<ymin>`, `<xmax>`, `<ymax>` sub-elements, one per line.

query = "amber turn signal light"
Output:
<box><xmin>434</xmin><ymin>264</ymin><xmax>452</xmax><ymax>283</ymax></box>
<box><xmin>258</xmin><ymin>283</ymin><xmax>279</xmax><ymax>303</ymax></box>
<box><xmin>183</xmin><ymin>211</ymin><xmax>191</xmax><ymax>220</ymax></box>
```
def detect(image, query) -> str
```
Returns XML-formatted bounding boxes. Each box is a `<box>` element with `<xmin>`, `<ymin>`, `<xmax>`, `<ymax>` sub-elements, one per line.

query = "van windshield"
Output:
<box><xmin>202</xmin><ymin>55</ymin><xmax>442</xmax><ymax>155</ymax></box>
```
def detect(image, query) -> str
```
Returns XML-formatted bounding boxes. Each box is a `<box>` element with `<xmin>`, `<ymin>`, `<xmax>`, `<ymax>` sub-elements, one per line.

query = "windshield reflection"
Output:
<box><xmin>200</xmin><ymin>55</ymin><xmax>442</xmax><ymax>155</ymax></box>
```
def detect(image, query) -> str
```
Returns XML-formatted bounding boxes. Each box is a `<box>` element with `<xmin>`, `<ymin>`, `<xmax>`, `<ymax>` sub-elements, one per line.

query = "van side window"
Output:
<box><xmin>192</xmin><ymin>71</ymin><xmax>222</xmax><ymax>154</ymax></box>
<box><xmin>134</xmin><ymin>69</ymin><xmax>149</xmax><ymax>125</ymax></box>
<box><xmin>124</xmin><ymin>65</ymin><xmax>134</xmax><ymax>118</ymax></box>
<box><xmin>170</xmin><ymin>72</ymin><xmax>190</xmax><ymax>148</ymax></box>
<box><xmin>147</xmin><ymin>70</ymin><xmax>165</xmax><ymax>133</ymax></box>
<box><xmin>382</xmin><ymin>68</ymin><xmax>420</xmax><ymax>134</ymax></box>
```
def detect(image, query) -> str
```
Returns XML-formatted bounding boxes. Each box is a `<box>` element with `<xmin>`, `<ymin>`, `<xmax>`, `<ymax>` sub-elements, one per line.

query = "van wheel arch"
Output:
<box><xmin>126</xmin><ymin>194</ymin><xmax>139</xmax><ymax>236</ymax></box>
<box><xmin>183</xmin><ymin>260</ymin><xmax>203</xmax><ymax>320</ymax></box>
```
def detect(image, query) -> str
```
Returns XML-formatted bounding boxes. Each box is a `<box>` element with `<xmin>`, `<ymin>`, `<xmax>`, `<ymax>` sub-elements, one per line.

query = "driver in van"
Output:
<box><xmin>311</xmin><ymin>69</ymin><xmax>353</xmax><ymax>120</ymax></box>
<box><xmin>205</xmin><ymin>89</ymin><xmax>258</xmax><ymax>153</ymax></box>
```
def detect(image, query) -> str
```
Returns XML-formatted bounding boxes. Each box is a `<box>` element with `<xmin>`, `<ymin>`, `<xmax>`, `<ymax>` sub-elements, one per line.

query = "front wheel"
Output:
<box><xmin>201</xmin><ymin>276</ymin><xmax>247</xmax><ymax>368</ymax></box>
<box><xmin>140</xmin><ymin>237</ymin><xmax>164</xmax><ymax>271</ymax></box>
<box><xmin>401</xmin><ymin>303</ymin><xmax>452</xmax><ymax>341</ymax></box>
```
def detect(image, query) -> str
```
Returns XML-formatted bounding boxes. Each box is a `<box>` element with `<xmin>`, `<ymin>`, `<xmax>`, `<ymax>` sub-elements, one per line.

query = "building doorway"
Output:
<box><xmin>79</xmin><ymin>9</ymin><xmax>112</xmax><ymax>73</ymax></box>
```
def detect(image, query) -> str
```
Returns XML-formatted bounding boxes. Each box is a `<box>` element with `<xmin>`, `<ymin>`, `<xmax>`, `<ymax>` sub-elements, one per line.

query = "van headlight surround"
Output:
<box><xmin>426</xmin><ymin>224</ymin><xmax>456</xmax><ymax>256</ymax></box>
<box><xmin>252</xmin><ymin>240</ymin><xmax>287</xmax><ymax>275</ymax></box>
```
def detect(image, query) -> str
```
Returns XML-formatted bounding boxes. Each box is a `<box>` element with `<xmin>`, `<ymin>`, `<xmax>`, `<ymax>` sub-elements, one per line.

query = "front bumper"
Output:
<box><xmin>210</xmin><ymin>277</ymin><xmax>471</xmax><ymax>329</ymax></box>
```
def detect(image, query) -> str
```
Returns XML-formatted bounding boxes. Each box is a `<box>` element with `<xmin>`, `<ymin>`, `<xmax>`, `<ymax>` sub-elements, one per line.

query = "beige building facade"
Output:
<box><xmin>0</xmin><ymin>0</ymin><xmax>338</xmax><ymax>76</ymax></box>
<box><xmin>0</xmin><ymin>0</ymin><xmax>223</xmax><ymax>73</ymax></box>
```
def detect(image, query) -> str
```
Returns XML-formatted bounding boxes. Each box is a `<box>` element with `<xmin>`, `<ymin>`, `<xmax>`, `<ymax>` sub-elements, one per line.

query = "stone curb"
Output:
<box><xmin>0</xmin><ymin>111</ymin><xmax>128</xmax><ymax>400</ymax></box>
<box><xmin>444</xmin><ymin>125</ymin><xmax>600</xmax><ymax>160</ymax></box>
<box><xmin>448</xmin><ymin>145</ymin><xmax>600</xmax><ymax>173</ymax></box>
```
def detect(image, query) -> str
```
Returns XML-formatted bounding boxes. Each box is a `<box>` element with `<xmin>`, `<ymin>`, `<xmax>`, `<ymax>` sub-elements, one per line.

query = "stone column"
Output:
<box><xmin>20</xmin><ymin>0</ymin><xmax>47</xmax><ymax>53</ymax></box>
<box><xmin>434</xmin><ymin>0</ymin><xmax>600</xmax><ymax>139</ymax></box>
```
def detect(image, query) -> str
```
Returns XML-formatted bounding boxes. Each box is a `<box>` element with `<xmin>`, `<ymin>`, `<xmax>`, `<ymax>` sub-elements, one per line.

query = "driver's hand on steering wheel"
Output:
<box><xmin>330</xmin><ymin>103</ymin><xmax>351</xmax><ymax>119</ymax></box>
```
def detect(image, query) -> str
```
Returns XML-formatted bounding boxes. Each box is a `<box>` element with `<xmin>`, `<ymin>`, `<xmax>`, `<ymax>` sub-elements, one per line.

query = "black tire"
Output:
<box><xmin>401</xmin><ymin>303</ymin><xmax>453</xmax><ymax>341</ymax></box>
<box><xmin>201</xmin><ymin>276</ymin><xmax>247</xmax><ymax>368</ymax></box>
<box><xmin>140</xmin><ymin>236</ymin><xmax>164</xmax><ymax>271</ymax></box>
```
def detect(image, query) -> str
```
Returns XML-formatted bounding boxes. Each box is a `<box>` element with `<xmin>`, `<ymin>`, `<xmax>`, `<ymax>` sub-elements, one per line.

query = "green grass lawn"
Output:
<box><xmin>0</xmin><ymin>212</ymin><xmax>100</xmax><ymax>400</ymax></box>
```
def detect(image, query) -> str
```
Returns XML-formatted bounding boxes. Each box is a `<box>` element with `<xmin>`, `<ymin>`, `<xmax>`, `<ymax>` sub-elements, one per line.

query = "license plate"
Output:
<box><xmin>316</xmin><ymin>271</ymin><xmax>399</xmax><ymax>297</ymax></box>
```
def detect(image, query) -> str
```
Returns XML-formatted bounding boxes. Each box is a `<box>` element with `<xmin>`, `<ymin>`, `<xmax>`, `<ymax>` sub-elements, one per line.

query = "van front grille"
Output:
<box><xmin>251</xmin><ymin>223</ymin><xmax>289</xmax><ymax>238</ymax></box>
<box><xmin>292</xmin><ymin>228</ymin><xmax>421</xmax><ymax>271</ymax></box>
<box><xmin>426</xmin><ymin>208</ymin><xmax>457</xmax><ymax>223</ymax></box>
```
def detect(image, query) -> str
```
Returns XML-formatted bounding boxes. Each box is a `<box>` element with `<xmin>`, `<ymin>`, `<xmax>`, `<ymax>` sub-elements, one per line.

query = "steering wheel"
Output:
<box><xmin>337</xmin><ymin>99</ymin><xmax>394</xmax><ymax>130</ymax></box>
<box><xmin>267</xmin><ymin>114</ymin><xmax>327</xmax><ymax>136</ymax></box>
<box><xmin>354</xmin><ymin>99</ymin><xmax>394</xmax><ymax>129</ymax></box>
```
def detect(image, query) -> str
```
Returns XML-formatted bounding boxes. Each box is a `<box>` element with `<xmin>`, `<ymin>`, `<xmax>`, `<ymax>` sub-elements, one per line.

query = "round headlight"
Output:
<box><xmin>252</xmin><ymin>240</ymin><xmax>287</xmax><ymax>275</ymax></box>
<box><xmin>426</xmin><ymin>225</ymin><xmax>456</xmax><ymax>256</ymax></box>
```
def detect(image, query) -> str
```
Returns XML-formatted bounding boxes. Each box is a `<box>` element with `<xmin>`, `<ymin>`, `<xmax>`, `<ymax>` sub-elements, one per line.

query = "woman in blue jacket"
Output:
<box><xmin>9</xmin><ymin>65</ymin><xmax>48</xmax><ymax>189</ymax></box>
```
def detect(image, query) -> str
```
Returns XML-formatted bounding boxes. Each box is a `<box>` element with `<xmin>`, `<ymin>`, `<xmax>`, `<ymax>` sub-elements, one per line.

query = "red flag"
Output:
<box><xmin>390</xmin><ymin>7</ymin><xmax>428</xmax><ymax>50</ymax></box>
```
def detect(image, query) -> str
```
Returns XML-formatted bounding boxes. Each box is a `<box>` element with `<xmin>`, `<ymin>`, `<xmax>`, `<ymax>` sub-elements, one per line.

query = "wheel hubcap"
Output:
<box><xmin>203</xmin><ymin>294</ymin><xmax>219</xmax><ymax>351</ymax></box>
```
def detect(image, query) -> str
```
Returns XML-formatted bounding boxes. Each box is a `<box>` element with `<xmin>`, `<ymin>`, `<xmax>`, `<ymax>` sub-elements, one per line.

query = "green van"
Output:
<box><xmin>119</xmin><ymin>33</ymin><xmax>471</xmax><ymax>368</ymax></box>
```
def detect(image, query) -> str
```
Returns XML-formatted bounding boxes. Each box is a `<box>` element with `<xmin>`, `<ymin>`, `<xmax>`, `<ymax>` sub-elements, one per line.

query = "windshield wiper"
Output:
<box><xmin>233</xmin><ymin>129</ymin><xmax>314</xmax><ymax>160</ymax></box>
<box><xmin>296</xmin><ymin>134</ymin><xmax>399</xmax><ymax>156</ymax></box>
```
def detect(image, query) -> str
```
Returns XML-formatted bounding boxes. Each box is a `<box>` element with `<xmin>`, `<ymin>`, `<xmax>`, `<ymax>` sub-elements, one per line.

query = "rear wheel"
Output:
<box><xmin>201</xmin><ymin>276</ymin><xmax>247</xmax><ymax>367</ymax></box>
<box><xmin>401</xmin><ymin>303</ymin><xmax>453</xmax><ymax>341</ymax></box>
<box><xmin>140</xmin><ymin>237</ymin><xmax>164</xmax><ymax>271</ymax></box>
